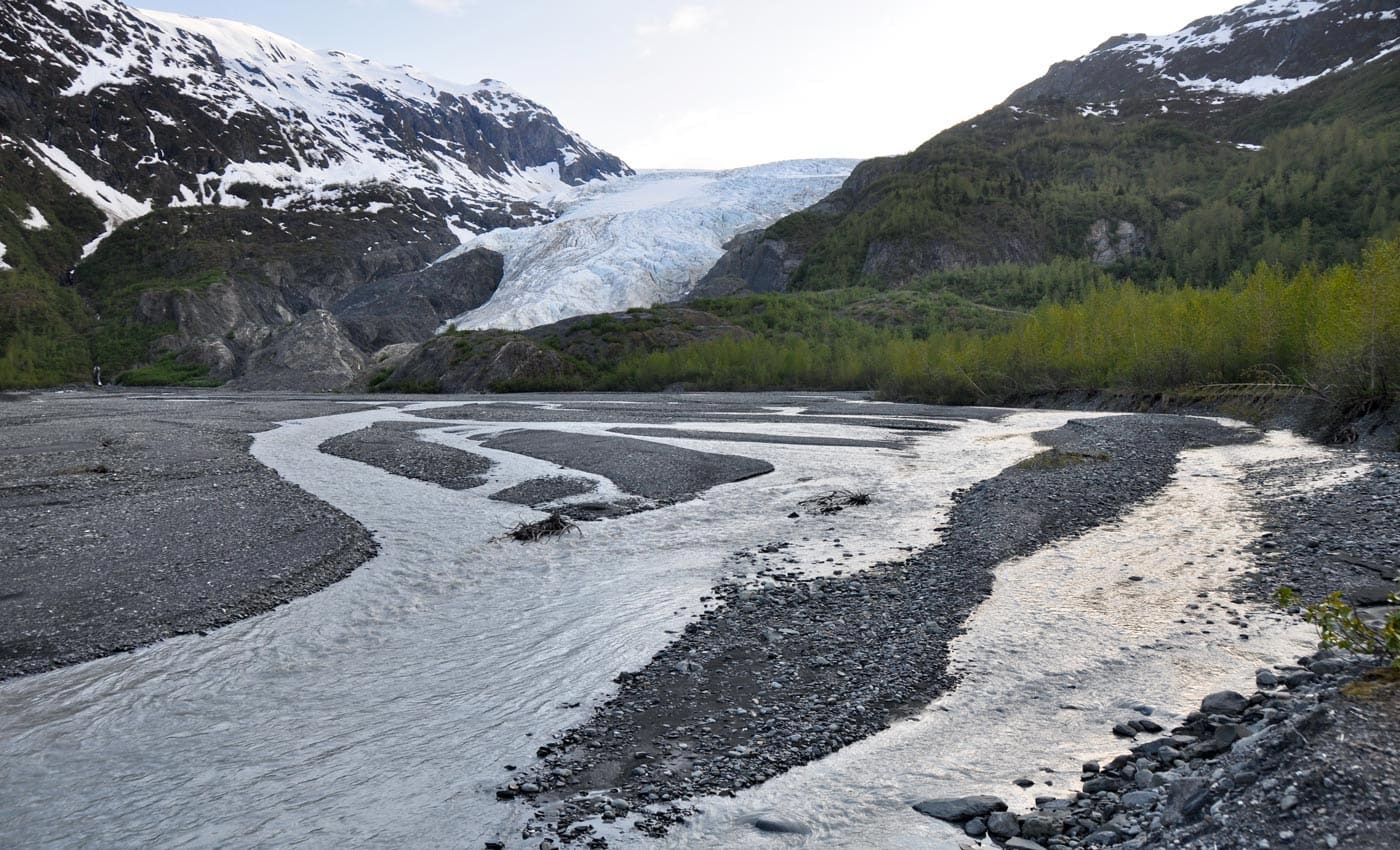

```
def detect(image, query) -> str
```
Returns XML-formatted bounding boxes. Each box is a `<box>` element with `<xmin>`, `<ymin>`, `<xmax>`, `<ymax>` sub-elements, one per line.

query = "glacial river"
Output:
<box><xmin>0</xmin><ymin>398</ymin><xmax>1336</xmax><ymax>848</ymax></box>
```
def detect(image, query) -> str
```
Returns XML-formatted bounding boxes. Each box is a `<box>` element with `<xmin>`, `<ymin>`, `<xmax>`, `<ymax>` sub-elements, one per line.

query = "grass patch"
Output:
<box><xmin>116</xmin><ymin>354</ymin><xmax>222</xmax><ymax>387</ymax></box>
<box><xmin>1341</xmin><ymin>667</ymin><xmax>1400</xmax><ymax>700</ymax></box>
<box><xmin>1015</xmin><ymin>448</ymin><xmax>1112</xmax><ymax>471</ymax></box>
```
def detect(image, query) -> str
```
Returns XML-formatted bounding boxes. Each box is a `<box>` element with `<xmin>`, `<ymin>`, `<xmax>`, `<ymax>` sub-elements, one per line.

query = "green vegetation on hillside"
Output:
<box><xmin>778</xmin><ymin>57</ymin><xmax>1400</xmax><ymax>292</ymax></box>
<box><xmin>0</xmin><ymin>145</ymin><xmax>105</xmax><ymax>388</ymax></box>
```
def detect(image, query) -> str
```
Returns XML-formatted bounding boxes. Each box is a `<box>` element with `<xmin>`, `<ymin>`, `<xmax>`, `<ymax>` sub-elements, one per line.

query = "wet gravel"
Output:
<box><xmin>319</xmin><ymin>421</ymin><xmax>493</xmax><ymax>489</ymax></box>
<box><xmin>490</xmin><ymin>476</ymin><xmax>598</xmax><ymax>506</ymax></box>
<box><xmin>0</xmin><ymin>391</ymin><xmax>379</xmax><ymax>681</ymax></box>
<box><xmin>478</xmin><ymin>430</ymin><xmax>774</xmax><ymax>502</ymax></box>
<box><xmin>502</xmin><ymin>415</ymin><xmax>1256</xmax><ymax>843</ymax></box>
<box><xmin>909</xmin><ymin>443</ymin><xmax>1400</xmax><ymax>850</ymax></box>
<box><xmin>1241</xmin><ymin>457</ymin><xmax>1400</xmax><ymax>606</ymax></box>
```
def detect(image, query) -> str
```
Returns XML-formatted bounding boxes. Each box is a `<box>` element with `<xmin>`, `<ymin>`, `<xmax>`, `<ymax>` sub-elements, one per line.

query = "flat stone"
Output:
<box><xmin>1006</xmin><ymin>839</ymin><xmax>1050</xmax><ymax>850</ymax></box>
<box><xmin>1020</xmin><ymin>815</ymin><xmax>1063</xmax><ymax>839</ymax></box>
<box><xmin>913</xmin><ymin>795</ymin><xmax>1008</xmax><ymax>822</ymax></box>
<box><xmin>1308</xmin><ymin>657</ymin><xmax>1347</xmax><ymax>674</ymax></box>
<box><xmin>1214</xmin><ymin>723</ymin><xmax>1253</xmax><ymax>748</ymax></box>
<box><xmin>753</xmin><ymin>816</ymin><xmax>811</xmax><ymax>835</ymax></box>
<box><xmin>1121</xmin><ymin>790</ymin><xmax>1158</xmax><ymax>808</ymax></box>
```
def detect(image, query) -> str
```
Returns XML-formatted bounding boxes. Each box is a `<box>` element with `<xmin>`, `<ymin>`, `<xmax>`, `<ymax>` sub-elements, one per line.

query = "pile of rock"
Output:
<box><xmin>913</xmin><ymin>650</ymin><xmax>1365</xmax><ymax>849</ymax></box>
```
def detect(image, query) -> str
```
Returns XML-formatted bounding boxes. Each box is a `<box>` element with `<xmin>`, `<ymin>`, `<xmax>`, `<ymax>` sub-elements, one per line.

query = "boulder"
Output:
<box><xmin>913</xmin><ymin>795</ymin><xmax>1008</xmax><ymax>822</ymax></box>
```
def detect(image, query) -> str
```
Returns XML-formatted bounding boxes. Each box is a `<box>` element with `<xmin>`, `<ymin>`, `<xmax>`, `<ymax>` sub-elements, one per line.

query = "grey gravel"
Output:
<box><xmin>488</xmin><ymin>476</ymin><xmax>597</xmax><ymax>506</ymax></box>
<box><xmin>505</xmin><ymin>415</ymin><xmax>1254</xmax><ymax>841</ymax></box>
<box><xmin>478</xmin><ymin>430</ymin><xmax>773</xmax><ymax>501</ymax></box>
<box><xmin>319</xmin><ymin>421</ymin><xmax>492</xmax><ymax>489</ymax></box>
<box><xmin>0</xmin><ymin>390</ymin><xmax>379</xmax><ymax>680</ymax></box>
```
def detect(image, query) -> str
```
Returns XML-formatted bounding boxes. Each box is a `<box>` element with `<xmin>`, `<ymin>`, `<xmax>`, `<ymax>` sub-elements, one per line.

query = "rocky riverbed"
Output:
<box><xmin>500</xmin><ymin>416</ymin><xmax>1259</xmax><ymax>844</ymax></box>
<box><xmin>0</xmin><ymin>390</ymin><xmax>379</xmax><ymax>680</ymax></box>
<box><xmin>903</xmin><ymin>449</ymin><xmax>1400</xmax><ymax>850</ymax></box>
<box><xmin>2</xmin><ymin>390</ymin><xmax>1393</xmax><ymax>850</ymax></box>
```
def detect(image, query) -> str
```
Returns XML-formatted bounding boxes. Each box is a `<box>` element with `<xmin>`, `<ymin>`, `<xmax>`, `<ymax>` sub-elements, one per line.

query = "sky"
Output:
<box><xmin>139</xmin><ymin>0</ymin><xmax>1239</xmax><ymax>169</ymax></box>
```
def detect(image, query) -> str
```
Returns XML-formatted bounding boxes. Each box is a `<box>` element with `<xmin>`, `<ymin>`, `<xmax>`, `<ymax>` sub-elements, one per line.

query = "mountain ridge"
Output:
<box><xmin>0</xmin><ymin>0</ymin><xmax>637</xmax><ymax>388</ymax></box>
<box><xmin>1</xmin><ymin>0</ymin><xmax>630</xmax><ymax>242</ymax></box>
<box><xmin>700</xmin><ymin>0</ymin><xmax>1400</xmax><ymax>296</ymax></box>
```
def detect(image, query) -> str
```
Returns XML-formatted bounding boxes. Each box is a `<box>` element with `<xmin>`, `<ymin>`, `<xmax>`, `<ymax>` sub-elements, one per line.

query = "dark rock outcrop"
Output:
<box><xmin>232</xmin><ymin>310</ymin><xmax>367</xmax><ymax>392</ymax></box>
<box><xmin>333</xmin><ymin>248</ymin><xmax>504</xmax><ymax>352</ymax></box>
<box><xmin>689</xmin><ymin>230</ymin><xmax>800</xmax><ymax>297</ymax></box>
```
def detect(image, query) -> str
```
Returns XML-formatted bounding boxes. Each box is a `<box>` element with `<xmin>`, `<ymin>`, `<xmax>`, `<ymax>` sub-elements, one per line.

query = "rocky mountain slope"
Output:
<box><xmin>1</xmin><ymin>0</ymin><xmax>628</xmax><ymax>240</ymax></box>
<box><xmin>0</xmin><ymin>0</ymin><xmax>630</xmax><ymax>389</ymax></box>
<box><xmin>701</xmin><ymin>0</ymin><xmax>1400</xmax><ymax>295</ymax></box>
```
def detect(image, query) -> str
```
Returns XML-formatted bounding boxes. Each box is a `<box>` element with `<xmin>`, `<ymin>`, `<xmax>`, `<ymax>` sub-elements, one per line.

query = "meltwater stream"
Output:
<box><xmin>0</xmin><ymin>401</ymin><xmax>1335</xmax><ymax>849</ymax></box>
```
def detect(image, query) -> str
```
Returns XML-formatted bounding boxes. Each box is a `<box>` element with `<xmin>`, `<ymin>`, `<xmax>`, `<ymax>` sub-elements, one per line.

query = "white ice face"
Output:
<box><xmin>442</xmin><ymin>159</ymin><xmax>857</xmax><ymax>331</ymax></box>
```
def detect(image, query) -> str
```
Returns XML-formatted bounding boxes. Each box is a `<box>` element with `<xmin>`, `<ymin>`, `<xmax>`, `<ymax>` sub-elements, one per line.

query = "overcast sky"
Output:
<box><xmin>140</xmin><ymin>0</ymin><xmax>1237</xmax><ymax>169</ymax></box>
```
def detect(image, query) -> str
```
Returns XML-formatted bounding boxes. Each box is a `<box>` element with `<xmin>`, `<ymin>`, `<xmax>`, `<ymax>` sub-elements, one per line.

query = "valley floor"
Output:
<box><xmin>0</xmin><ymin>389</ymin><xmax>1394</xmax><ymax>849</ymax></box>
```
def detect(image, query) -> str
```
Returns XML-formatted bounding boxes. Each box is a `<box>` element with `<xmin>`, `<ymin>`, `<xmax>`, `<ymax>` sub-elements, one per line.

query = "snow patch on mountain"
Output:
<box><xmin>26</xmin><ymin>139</ymin><xmax>153</xmax><ymax>255</ymax></box>
<box><xmin>19</xmin><ymin>206</ymin><xmax>49</xmax><ymax>230</ymax></box>
<box><xmin>0</xmin><ymin>239</ymin><xmax>10</xmax><ymax>271</ymax></box>
<box><xmin>444</xmin><ymin>160</ymin><xmax>857</xmax><ymax>331</ymax></box>
<box><xmin>1012</xmin><ymin>0</ymin><xmax>1399</xmax><ymax>108</ymax></box>
<box><xmin>8</xmin><ymin>0</ymin><xmax>628</xmax><ymax>230</ymax></box>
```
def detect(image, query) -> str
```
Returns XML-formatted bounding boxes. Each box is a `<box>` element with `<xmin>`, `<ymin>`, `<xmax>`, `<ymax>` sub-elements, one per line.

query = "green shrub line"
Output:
<box><xmin>519</xmin><ymin>238</ymin><xmax>1400</xmax><ymax>427</ymax></box>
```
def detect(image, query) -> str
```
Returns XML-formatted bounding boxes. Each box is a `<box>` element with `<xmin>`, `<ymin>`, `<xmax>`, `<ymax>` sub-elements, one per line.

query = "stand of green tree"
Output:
<box><xmin>502</xmin><ymin>240</ymin><xmax>1395</xmax><ymax>433</ymax></box>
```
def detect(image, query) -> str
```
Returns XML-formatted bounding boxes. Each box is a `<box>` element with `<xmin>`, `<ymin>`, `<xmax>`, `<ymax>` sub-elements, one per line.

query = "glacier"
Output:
<box><xmin>443</xmin><ymin>159</ymin><xmax>856</xmax><ymax>331</ymax></box>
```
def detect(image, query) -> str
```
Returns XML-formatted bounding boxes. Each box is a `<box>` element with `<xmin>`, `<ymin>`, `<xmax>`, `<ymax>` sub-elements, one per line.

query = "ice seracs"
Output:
<box><xmin>444</xmin><ymin>160</ymin><xmax>857</xmax><ymax>331</ymax></box>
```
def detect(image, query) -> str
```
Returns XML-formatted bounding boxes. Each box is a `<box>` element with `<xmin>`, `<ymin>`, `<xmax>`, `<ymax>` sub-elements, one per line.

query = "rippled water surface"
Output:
<box><xmin>0</xmin><ymin>400</ymin><xmax>1337</xmax><ymax>848</ymax></box>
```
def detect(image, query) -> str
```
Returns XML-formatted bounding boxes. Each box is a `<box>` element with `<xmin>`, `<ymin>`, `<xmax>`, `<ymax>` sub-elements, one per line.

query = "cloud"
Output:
<box><xmin>636</xmin><ymin>4</ymin><xmax>718</xmax><ymax>37</ymax></box>
<box><xmin>410</xmin><ymin>0</ymin><xmax>468</xmax><ymax>14</ymax></box>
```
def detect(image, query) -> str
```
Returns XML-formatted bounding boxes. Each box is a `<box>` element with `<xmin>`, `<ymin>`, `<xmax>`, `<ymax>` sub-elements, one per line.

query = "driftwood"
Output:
<box><xmin>499</xmin><ymin>512</ymin><xmax>581</xmax><ymax>543</ymax></box>
<box><xmin>799</xmin><ymin>489</ymin><xmax>873</xmax><ymax>515</ymax></box>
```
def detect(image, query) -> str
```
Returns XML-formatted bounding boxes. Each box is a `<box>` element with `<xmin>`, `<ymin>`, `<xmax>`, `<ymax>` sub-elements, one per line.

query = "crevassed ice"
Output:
<box><xmin>444</xmin><ymin>160</ymin><xmax>858</xmax><ymax>331</ymax></box>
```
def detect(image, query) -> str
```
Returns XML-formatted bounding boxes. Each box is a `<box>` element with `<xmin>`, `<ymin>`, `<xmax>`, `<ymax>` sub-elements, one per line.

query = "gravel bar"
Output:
<box><xmin>478</xmin><ymin>430</ymin><xmax>774</xmax><ymax>501</ymax></box>
<box><xmin>0</xmin><ymin>391</ymin><xmax>380</xmax><ymax>681</ymax></box>
<box><xmin>319</xmin><ymin>421</ymin><xmax>493</xmax><ymax>489</ymax></box>
<box><xmin>503</xmin><ymin>415</ymin><xmax>1256</xmax><ymax>842</ymax></box>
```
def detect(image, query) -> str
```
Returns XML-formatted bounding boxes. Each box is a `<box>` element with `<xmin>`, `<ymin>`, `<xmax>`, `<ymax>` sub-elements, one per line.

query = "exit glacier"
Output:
<box><xmin>443</xmin><ymin>159</ymin><xmax>856</xmax><ymax>331</ymax></box>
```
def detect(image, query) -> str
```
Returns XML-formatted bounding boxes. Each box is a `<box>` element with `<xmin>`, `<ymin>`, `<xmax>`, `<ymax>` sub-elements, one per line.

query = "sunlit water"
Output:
<box><xmin>0</xmin><ymin>402</ymin><xmax>1338</xmax><ymax>849</ymax></box>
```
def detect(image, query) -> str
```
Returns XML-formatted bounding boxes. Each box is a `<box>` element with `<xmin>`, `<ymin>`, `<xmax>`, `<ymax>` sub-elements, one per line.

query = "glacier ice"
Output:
<box><xmin>444</xmin><ymin>159</ymin><xmax>856</xmax><ymax>331</ymax></box>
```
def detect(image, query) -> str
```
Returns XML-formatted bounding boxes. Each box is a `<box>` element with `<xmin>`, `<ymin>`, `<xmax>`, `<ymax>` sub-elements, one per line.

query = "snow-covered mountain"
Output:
<box><xmin>1008</xmin><ymin>0</ymin><xmax>1400</xmax><ymax>110</ymax></box>
<box><xmin>1</xmin><ymin>0</ymin><xmax>630</xmax><ymax>246</ymax></box>
<box><xmin>441</xmin><ymin>160</ymin><xmax>856</xmax><ymax>331</ymax></box>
